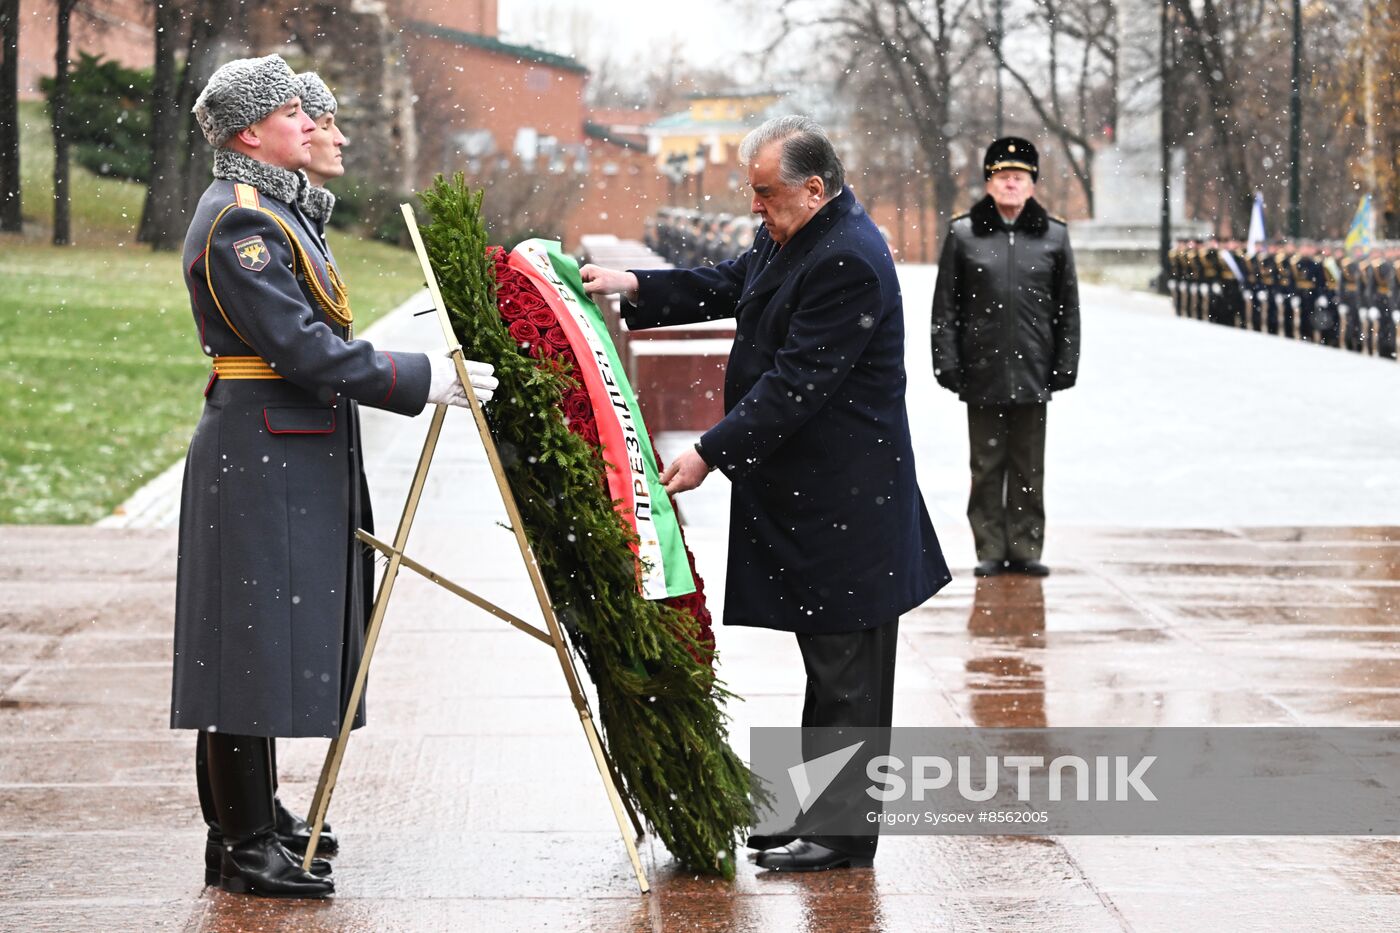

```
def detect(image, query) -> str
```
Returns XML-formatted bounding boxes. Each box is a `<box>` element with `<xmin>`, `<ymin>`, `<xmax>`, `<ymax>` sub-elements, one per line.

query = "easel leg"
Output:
<box><xmin>578</xmin><ymin>710</ymin><xmax>650</xmax><ymax>893</ymax></box>
<box><xmin>302</xmin><ymin>405</ymin><xmax>449</xmax><ymax>872</ymax></box>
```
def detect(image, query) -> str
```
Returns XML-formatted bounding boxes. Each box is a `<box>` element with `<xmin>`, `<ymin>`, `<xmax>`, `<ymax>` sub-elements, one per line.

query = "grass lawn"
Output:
<box><xmin>0</xmin><ymin>102</ymin><xmax>425</xmax><ymax>523</ymax></box>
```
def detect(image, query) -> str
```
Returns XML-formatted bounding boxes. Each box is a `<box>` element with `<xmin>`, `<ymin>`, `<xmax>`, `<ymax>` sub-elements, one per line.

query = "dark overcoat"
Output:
<box><xmin>626</xmin><ymin>187</ymin><xmax>950</xmax><ymax>634</ymax></box>
<box><xmin>172</xmin><ymin>175</ymin><xmax>429</xmax><ymax>737</ymax></box>
<box><xmin>930</xmin><ymin>195</ymin><xmax>1080</xmax><ymax>404</ymax></box>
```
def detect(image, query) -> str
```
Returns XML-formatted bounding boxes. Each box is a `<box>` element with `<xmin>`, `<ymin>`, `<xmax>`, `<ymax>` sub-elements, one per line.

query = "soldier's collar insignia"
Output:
<box><xmin>234</xmin><ymin>234</ymin><xmax>271</xmax><ymax>272</ymax></box>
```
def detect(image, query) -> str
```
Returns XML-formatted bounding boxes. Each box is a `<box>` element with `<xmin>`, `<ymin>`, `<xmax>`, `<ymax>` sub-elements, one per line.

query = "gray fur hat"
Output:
<box><xmin>297</xmin><ymin>72</ymin><xmax>338</xmax><ymax>120</ymax></box>
<box><xmin>193</xmin><ymin>54</ymin><xmax>300</xmax><ymax>148</ymax></box>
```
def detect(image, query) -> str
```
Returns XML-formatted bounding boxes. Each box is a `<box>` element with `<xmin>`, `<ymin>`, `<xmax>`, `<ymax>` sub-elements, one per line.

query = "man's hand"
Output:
<box><xmin>660</xmin><ymin>446</ymin><xmax>712</xmax><ymax>495</ymax></box>
<box><xmin>579</xmin><ymin>264</ymin><xmax>640</xmax><ymax>304</ymax></box>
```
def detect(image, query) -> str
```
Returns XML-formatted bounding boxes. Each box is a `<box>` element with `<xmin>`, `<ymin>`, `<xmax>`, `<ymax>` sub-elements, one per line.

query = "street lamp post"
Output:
<box><xmin>1287</xmin><ymin>0</ymin><xmax>1303</xmax><ymax>237</ymax></box>
<box><xmin>1158</xmin><ymin>0</ymin><xmax>1172</xmax><ymax>294</ymax></box>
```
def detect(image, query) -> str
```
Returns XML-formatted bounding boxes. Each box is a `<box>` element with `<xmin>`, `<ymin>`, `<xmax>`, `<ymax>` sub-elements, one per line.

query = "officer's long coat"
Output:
<box><xmin>172</xmin><ymin>173</ymin><xmax>429</xmax><ymax>737</ymax></box>
<box><xmin>626</xmin><ymin>187</ymin><xmax>950</xmax><ymax>634</ymax></box>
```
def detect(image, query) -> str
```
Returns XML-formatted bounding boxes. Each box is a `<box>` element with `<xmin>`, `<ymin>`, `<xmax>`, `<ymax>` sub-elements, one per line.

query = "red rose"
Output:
<box><xmin>528</xmin><ymin>341</ymin><xmax>555</xmax><ymax>360</ymax></box>
<box><xmin>526</xmin><ymin>306</ymin><xmax>556</xmax><ymax>329</ymax></box>
<box><xmin>545</xmin><ymin>327</ymin><xmax>573</xmax><ymax>352</ymax></box>
<box><xmin>508</xmin><ymin>319</ymin><xmax>541</xmax><ymax>347</ymax></box>
<box><xmin>579</xmin><ymin>421</ymin><xmax>600</xmax><ymax>448</ymax></box>
<box><xmin>499</xmin><ymin>295</ymin><xmax>530</xmax><ymax>322</ymax></box>
<box><xmin>514</xmin><ymin>289</ymin><xmax>551</xmax><ymax>312</ymax></box>
<box><xmin>563</xmin><ymin>390</ymin><xmax>593</xmax><ymax>425</ymax></box>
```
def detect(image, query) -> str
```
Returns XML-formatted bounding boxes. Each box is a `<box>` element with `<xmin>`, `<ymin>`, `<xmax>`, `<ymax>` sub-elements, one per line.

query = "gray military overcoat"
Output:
<box><xmin>171</xmin><ymin>168</ymin><xmax>429</xmax><ymax>737</ymax></box>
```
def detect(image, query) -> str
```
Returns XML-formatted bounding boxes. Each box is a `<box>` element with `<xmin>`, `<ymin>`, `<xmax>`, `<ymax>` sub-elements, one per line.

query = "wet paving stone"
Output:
<box><xmin>4</xmin><ymin>520</ymin><xmax>1400</xmax><ymax>930</ymax></box>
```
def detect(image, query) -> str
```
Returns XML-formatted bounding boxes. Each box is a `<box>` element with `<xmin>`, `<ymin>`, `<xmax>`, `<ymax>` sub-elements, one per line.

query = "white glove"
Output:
<box><xmin>427</xmin><ymin>353</ymin><xmax>498</xmax><ymax>407</ymax></box>
<box><xmin>1316</xmin><ymin>296</ymin><xmax>1329</xmax><ymax>308</ymax></box>
<box><xmin>461</xmin><ymin>358</ymin><xmax>498</xmax><ymax>403</ymax></box>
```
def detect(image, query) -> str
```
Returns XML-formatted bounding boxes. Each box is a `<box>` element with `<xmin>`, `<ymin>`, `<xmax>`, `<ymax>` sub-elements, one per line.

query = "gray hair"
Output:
<box><xmin>739</xmin><ymin>115</ymin><xmax>845</xmax><ymax>198</ymax></box>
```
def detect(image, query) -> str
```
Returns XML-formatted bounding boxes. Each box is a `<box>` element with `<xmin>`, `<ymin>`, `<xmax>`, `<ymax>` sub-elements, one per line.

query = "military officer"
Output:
<box><xmin>1314</xmin><ymin>245</ymin><xmax>1341</xmax><ymax>346</ymax></box>
<box><xmin>1374</xmin><ymin>248</ymin><xmax>1398</xmax><ymax>358</ymax></box>
<box><xmin>1289</xmin><ymin>242</ymin><xmax>1320</xmax><ymax>341</ymax></box>
<box><xmin>296</xmin><ymin>71</ymin><xmax>342</xmax><ymax>245</ymax></box>
<box><xmin>173</xmin><ymin>55</ymin><xmax>497</xmax><ymax>898</ymax></box>
<box><xmin>1339</xmin><ymin>246</ymin><xmax>1364</xmax><ymax>351</ymax></box>
<box><xmin>1217</xmin><ymin>239</ymin><xmax>1247</xmax><ymax>328</ymax></box>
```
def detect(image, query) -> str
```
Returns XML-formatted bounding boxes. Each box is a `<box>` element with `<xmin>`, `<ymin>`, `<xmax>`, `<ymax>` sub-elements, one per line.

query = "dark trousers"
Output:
<box><xmin>967</xmin><ymin>403</ymin><xmax>1047</xmax><ymax>563</ymax></box>
<box><xmin>197</xmin><ymin>732</ymin><xmax>281</xmax><ymax>831</ymax></box>
<box><xmin>793</xmin><ymin>619</ymin><xmax>899</xmax><ymax>857</ymax></box>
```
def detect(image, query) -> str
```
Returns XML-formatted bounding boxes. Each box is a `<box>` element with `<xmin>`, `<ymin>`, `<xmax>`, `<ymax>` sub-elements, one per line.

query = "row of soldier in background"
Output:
<box><xmin>1168</xmin><ymin>240</ymin><xmax>1400</xmax><ymax>359</ymax></box>
<box><xmin>644</xmin><ymin>208</ymin><xmax>759</xmax><ymax>269</ymax></box>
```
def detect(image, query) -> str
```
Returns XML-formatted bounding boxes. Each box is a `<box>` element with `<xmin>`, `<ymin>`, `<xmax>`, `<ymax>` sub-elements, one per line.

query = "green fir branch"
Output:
<box><xmin>417</xmin><ymin>174</ymin><xmax>750</xmax><ymax>879</ymax></box>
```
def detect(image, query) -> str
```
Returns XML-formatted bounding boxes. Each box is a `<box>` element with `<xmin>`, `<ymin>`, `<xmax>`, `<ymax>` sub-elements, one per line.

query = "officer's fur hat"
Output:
<box><xmin>193</xmin><ymin>54</ymin><xmax>300</xmax><ymax>148</ymax></box>
<box><xmin>297</xmin><ymin>72</ymin><xmax>337</xmax><ymax>121</ymax></box>
<box><xmin>983</xmin><ymin>136</ymin><xmax>1039</xmax><ymax>181</ymax></box>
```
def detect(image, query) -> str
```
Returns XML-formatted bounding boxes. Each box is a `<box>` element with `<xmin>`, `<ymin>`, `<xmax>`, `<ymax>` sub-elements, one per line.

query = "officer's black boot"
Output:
<box><xmin>199</xmin><ymin>732</ymin><xmax>331</xmax><ymax>884</ymax></box>
<box><xmin>269</xmin><ymin>738</ymin><xmax>339</xmax><ymax>856</ymax></box>
<box><xmin>205</xmin><ymin>732</ymin><xmax>333</xmax><ymax>898</ymax></box>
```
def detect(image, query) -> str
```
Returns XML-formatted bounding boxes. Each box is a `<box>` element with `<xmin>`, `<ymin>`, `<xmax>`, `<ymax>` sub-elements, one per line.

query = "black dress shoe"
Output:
<box><xmin>275</xmin><ymin>797</ymin><xmax>338</xmax><ymax>856</ymax></box>
<box><xmin>205</xmin><ymin>831</ymin><xmax>331</xmax><ymax>886</ymax></box>
<box><xmin>974</xmin><ymin>559</ymin><xmax>1006</xmax><ymax>577</ymax></box>
<box><xmin>1005</xmin><ymin>559</ymin><xmax>1050</xmax><ymax>577</ymax></box>
<box><xmin>745</xmin><ymin>831</ymin><xmax>797</xmax><ymax>851</ymax></box>
<box><xmin>755</xmin><ymin>839</ymin><xmax>874</xmax><ymax>872</ymax></box>
<box><xmin>220</xmin><ymin>833</ymin><xmax>334</xmax><ymax>898</ymax></box>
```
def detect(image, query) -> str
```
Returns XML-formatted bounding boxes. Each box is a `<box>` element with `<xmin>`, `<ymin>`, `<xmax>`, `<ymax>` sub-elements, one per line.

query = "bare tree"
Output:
<box><xmin>980</xmin><ymin>0</ymin><xmax>1116</xmax><ymax>214</ymax></box>
<box><xmin>51</xmin><ymin>0</ymin><xmax>81</xmax><ymax>245</ymax></box>
<box><xmin>0</xmin><ymin>0</ymin><xmax>19</xmax><ymax>232</ymax></box>
<box><xmin>774</xmin><ymin>0</ymin><xmax>985</xmax><ymax>241</ymax></box>
<box><xmin>137</xmin><ymin>0</ymin><xmax>243</xmax><ymax>249</ymax></box>
<box><xmin>1168</xmin><ymin>0</ymin><xmax>1268</xmax><ymax>235</ymax></box>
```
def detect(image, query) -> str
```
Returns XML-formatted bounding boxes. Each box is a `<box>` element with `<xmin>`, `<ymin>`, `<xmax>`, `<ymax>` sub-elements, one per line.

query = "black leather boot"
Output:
<box><xmin>269</xmin><ymin>739</ymin><xmax>339</xmax><ymax>857</ymax></box>
<box><xmin>198</xmin><ymin>733</ymin><xmax>332</xmax><ymax>884</ymax></box>
<box><xmin>275</xmin><ymin>797</ymin><xmax>339</xmax><ymax>856</ymax></box>
<box><xmin>205</xmin><ymin>732</ymin><xmax>333</xmax><ymax>898</ymax></box>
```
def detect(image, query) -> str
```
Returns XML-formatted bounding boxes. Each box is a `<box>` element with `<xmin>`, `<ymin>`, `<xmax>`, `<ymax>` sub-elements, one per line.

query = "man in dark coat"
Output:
<box><xmin>931</xmin><ymin>137</ymin><xmax>1080</xmax><ymax>578</ymax></box>
<box><xmin>581</xmin><ymin>116</ymin><xmax>950</xmax><ymax>872</ymax></box>
<box><xmin>173</xmin><ymin>54</ymin><xmax>496</xmax><ymax>898</ymax></box>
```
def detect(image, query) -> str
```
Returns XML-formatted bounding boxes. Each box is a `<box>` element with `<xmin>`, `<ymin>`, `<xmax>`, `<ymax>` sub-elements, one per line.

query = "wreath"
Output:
<box><xmin>417</xmin><ymin>175</ymin><xmax>749</xmax><ymax>878</ymax></box>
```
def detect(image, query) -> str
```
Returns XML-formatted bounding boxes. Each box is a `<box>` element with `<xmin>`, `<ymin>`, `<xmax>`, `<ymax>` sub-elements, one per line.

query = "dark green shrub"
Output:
<box><xmin>42</xmin><ymin>53</ymin><xmax>153</xmax><ymax>183</ymax></box>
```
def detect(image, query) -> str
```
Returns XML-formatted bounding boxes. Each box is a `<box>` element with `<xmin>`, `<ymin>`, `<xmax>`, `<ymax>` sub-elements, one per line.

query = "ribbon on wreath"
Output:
<box><xmin>504</xmin><ymin>239</ymin><xmax>696</xmax><ymax>601</ymax></box>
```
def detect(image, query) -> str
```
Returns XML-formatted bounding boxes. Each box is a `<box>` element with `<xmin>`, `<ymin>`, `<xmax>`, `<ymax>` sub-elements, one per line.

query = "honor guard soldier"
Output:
<box><xmin>1257</xmin><ymin>243</ymin><xmax>1280</xmax><ymax>334</ymax></box>
<box><xmin>1198</xmin><ymin>240</ymin><xmax>1217</xmax><ymax>322</ymax></box>
<box><xmin>1314</xmin><ymin>245</ymin><xmax>1341</xmax><ymax>346</ymax></box>
<box><xmin>295</xmin><ymin>72</ymin><xmax>341</xmax><ymax>247</ymax></box>
<box><xmin>172</xmin><ymin>55</ymin><xmax>497</xmax><ymax>899</ymax></box>
<box><xmin>1217</xmin><ymin>239</ymin><xmax>1247</xmax><ymax>328</ymax></box>
<box><xmin>1339</xmin><ymin>247</ymin><xmax>1364</xmax><ymax>351</ymax></box>
<box><xmin>1254</xmin><ymin>240</ymin><xmax>1276</xmax><ymax>329</ymax></box>
<box><xmin>1289</xmin><ymin>243</ymin><xmax>1320</xmax><ymax>341</ymax></box>
<box><xmin>1373</xmin><ymin>248</ymin><xmax>1398</xmax><ymax>358</ymax></box>
<box><xmin>1359</xmin><ymin>248</ymin><xmax>1380</xmax><ymax>354</ymax></box>
<box><xmin>1168</xmin><ymin>241</ymin><xmax>1184</xmax><ymax>315</ymax></box>
<box><xmin>1180</xmin><ymin>240</ymin><xmax>1199</xmax><ymax>319</ymax></box>
<box><xmin>1273</xmin><ymin>241</ymin><xmax>1297</xmax><ymax>338</ymax></box>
